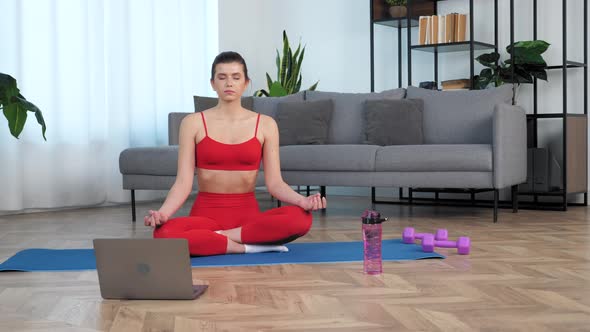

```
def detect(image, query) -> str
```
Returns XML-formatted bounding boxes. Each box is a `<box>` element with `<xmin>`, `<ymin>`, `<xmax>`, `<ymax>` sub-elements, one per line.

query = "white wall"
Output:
<box><xmin>219</xmin><ymin>0</ymin><xmax>370</xmax><ymax>94</ymax></box>
<box><xmin>219</xmin><ymin>0</ymin><xmax>589</xmax><ymax>199</ymax></box>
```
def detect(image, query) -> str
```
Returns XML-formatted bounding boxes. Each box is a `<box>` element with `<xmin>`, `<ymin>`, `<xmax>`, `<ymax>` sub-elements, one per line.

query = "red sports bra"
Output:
<box><xmin>195</xmin><ymin>112</ymin><xmax>262</xmax><ymax>171</ymax></box>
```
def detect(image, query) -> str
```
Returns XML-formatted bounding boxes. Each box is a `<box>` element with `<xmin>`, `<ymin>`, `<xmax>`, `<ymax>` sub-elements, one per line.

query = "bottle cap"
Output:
<box><xmin>361</xmin><ymin>209</ymin><xmax>388</xmax><ymax>224</ymax></box>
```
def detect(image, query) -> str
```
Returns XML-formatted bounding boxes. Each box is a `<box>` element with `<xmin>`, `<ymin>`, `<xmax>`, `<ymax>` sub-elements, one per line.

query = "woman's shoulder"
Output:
<box><xmin>181</xmin><ymin>112</ymin><xmax>201</xmax><ymax>125</ymax></box>
<box><xmin>257</xmin><ymin>113</ymin><xmax>276</xmax><ymax>125</ymax></box>
<box><xmin>179</xmin><ymin>112</ymin><xmax>205</xmax><ymax>133</ymax></box>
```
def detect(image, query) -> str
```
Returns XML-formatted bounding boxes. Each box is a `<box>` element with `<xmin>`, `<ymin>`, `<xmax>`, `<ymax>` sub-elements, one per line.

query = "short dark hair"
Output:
<box><xmin>210</xmin><ymin>51</ymin><xmax>250</xmax><ymax>81</ymax></box>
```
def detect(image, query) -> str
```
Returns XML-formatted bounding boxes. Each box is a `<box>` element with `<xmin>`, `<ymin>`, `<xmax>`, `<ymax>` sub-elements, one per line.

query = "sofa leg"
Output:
<box><xmin>320</xmin><ymin>186</ymin><xmax>326</xmax><ymax>198</ymax></box>
<box><xmin>131</xmin><ymin>190</ymin><xmax>136</xmax><ymax>222</ymax></box>
<box><xmin>371</xmin><ymin>187</ymin><xmax>376</xmax><ymax>203</ymax></box>
<box><xmin>511</xmin><ymin>185</ymin><xmax>518</xmax><ymax>213</ymax></box>
<box><xmin>409</xmin><ymin>188</ymin><xmax>413</xmax><ymax>204</ymax></box>
<box><xmin>493</xmin><ymin>189</ymin><xmax>499</xmax><ymax>223</ymax></box>
<box><xmin>306</xmin><ymin>186</ymin><xmax>310</xmax><ymax>196</ymax></box>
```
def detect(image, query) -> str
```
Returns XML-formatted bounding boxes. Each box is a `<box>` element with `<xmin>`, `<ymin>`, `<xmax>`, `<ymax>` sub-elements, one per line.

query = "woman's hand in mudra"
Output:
<box><xmin>144</xmin><ymin>210</ymin><xmax>168</xmax><ymax>227</ymax></box>
<box><xmin>298</xmin><ymin>193</ymin><xmax>327</xmax><ymax>211</ymax></box>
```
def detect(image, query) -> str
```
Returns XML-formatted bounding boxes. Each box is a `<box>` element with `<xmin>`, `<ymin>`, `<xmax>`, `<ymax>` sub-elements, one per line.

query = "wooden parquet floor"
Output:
<box><xmin>1</xmin><ymin>194</ymin><xmax>589</xmax><ymax>331</ymax></box>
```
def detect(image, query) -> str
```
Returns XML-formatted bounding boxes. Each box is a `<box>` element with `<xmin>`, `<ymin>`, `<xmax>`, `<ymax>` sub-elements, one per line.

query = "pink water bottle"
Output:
<box><xmin>362</xmin><ymin>209</ymin><xmax>388</xmax><ymax>275</ymax></box>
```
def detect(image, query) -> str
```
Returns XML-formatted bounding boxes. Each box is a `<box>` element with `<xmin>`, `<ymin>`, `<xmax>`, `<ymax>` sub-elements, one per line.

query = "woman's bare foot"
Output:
<box><xmin>217</xmin><ymin>227</ymin><xmax>242</xmax><ymax>243</ymax></box>
<box><xmin>225</xmin><ymin>237</ymin><xmax>245</xmax><ymax>254</ymax></box>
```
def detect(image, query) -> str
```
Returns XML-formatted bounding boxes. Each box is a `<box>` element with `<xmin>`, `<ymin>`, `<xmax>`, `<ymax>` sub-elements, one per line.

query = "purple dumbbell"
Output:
<box><xmin>402</xmin><ymin>227</ymin><xmax>448</xmax><ymax>244</ymax></box>
<box><xmin>421</xmin><ymin>233</ymin><xmax>470</xmax><ymax>255</ymax></box>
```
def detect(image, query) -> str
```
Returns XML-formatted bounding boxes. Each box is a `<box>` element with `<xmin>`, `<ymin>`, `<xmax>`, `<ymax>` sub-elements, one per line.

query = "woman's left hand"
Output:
<box><xmin>298</xmin><ymin>193</ymin><xmax>327</xmax><ymax>211</ymax></box>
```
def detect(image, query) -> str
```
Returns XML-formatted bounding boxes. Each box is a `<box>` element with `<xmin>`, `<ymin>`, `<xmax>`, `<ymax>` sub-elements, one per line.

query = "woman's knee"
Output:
<box><xmin>288</xmin><ymin>206</ymin><xmax>313</xmax><ymax>236</ymax></box>
<box><xmin>153</xmin><ymin>224</ymin><xmax>173</xmax><ymax>238</ymax></box>
<box><xmin>152</xmin><ymin>218</ymin><xmax>183</xmax><ymax>238</ymax></box>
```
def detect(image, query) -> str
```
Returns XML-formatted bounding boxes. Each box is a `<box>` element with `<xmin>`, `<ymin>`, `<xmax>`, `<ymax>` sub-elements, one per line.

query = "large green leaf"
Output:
<box><xmin>476</xmin><ymin>52</ymin><xmax>500</xmax><ymax>67</ymax></box>
<box><xmin>279</xmin><ymin>31</ymin><xmax>290</xmax><ymax>84</ymax></box>
<box><xmin>294</xmin><ymin>75</ymin><xmax>302</xmax><ymax>92</ymax></box>
<box><xmin>288</xmin><ymin>47</ymin><xmax>305</xmax><ymax>93</ymax></box>
<box><xmin>1</xmin><ymin>73</ymin><xmax>47</xmax><ymax>140</ymax></box>
<box><xmin>266</xmin><ymin>73</ymin><xmax>273</xmax><ymax>90</ymax></box>
<box><xmin>284</xmin><ymin>48</ymin><xmax>294</xmax><ymax>92</ymax></box>
<box><xmin>507</xmin><ymin>50</ymin><xmax>547</xmax><ymax>66</ymax></box>
<box><xmin>475</xmin><ymin>68</ymin><xmax>494</xmax><ymax>89</ymax></box>
<box><xmin>507</xmin><ymin>40</ymin><xmax>550</xmax><ymax>56</ymax></box>
<box><xmin>15</xmin><ymin>95</ymin><xmax>46</xmax><ymax>140</ymax></box>
<box><xmin>0</xmin><ymin>74</ymin><xmax>25</xmax><ymax>137</ymax></box>
<box><xmin>275</xmin><ymin>50</ymin><xmax>281</xmax><ymax>81</ymax></box>
<box><xmin>308</xmin><ymin>81</ymin><xmax>319</xmax><ymax>91</ymax></box>
<box><xmin>3</xmin><ymin>102</ymin><xmax>27</xmax><ymax>138</ymax></box>
<box><xmin>269</xmin><ymin>81</ymin><xmax>288</xmax><ymax>97</ymax></box>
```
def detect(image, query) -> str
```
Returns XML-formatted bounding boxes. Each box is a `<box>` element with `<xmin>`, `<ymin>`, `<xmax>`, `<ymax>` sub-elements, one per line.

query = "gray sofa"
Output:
<box><xmin>119</xmin><ymin>85</ymin><xmax>526</xmax><ymax>223</ymax></box>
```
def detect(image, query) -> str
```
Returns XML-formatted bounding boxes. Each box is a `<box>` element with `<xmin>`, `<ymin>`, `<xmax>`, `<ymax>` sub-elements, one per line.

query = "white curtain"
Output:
<box><xmin>0</xmin><ymin>0</ymin><xmax>218</xmax><ymax>212</ymax></box>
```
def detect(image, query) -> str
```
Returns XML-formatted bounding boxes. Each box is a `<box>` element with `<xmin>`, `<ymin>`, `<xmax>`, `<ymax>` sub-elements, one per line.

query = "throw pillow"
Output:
<box><xmin>193</xmin><ymin>95</ymin><xmax>254</xmax><ymax>112</ymax></box>
<box><xmin>252</xmin><ymin>91</ymin><xmax>306</xmax><ymax>118</ymax></box>
<box><xmin>405</xmin><ymin>84</ymin><xmax>513</xmax><ymax>144</ymax></box>
<box><xmin>276</xmin><ymin>99</ymin><xmax>334</xmax><ymax>146</ymax></box>
<box><xmin>305</xmin><ymin>88</ymin><xmax>406</xmax><ymax>144</ymax></box>
<box><xmin>363</xmin><ymin>99</ymin><xmax>424</xmax><ymax>145</ymax></box>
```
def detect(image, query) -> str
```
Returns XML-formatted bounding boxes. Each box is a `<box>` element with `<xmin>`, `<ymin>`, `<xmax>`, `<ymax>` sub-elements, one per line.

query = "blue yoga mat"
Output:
<box><xmin>0</xmin><ymin>239</ymin><xmax>444</xmax><ymax>272</ymax></box>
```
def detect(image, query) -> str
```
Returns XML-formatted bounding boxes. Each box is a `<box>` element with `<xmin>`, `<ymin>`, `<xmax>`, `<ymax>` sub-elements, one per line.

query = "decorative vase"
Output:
<box><xmin>389</xmin><ymin>5</ymin><xmax>407</xmax><ymax>18</ymax></box>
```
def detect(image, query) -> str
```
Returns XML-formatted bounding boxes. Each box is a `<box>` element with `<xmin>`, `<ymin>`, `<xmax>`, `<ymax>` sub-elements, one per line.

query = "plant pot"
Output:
<box><xmin>389</xmin><ymin>6</ymin><xmax>407</xmax><ymax>18</ymax></box>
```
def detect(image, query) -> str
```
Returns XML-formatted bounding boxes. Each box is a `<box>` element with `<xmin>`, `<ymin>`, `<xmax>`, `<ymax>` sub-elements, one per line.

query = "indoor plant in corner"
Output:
<box><xmin>0</xmin><ymin>73</ymin><xmax>46</xmax><ymax>140</ymax></box>
<box><xmin>385</xmin><ymin>0</ymin><xmax>407</xmax><ymax>18</ymax></box>
<box><xmin>254</xmin><ymin>30</ymin><xmax>319</xmax><ymax>97</ymax></box>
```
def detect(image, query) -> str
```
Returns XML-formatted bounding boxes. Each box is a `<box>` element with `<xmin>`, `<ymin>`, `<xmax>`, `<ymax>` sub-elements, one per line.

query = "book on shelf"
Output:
<box><xmin>438</xmin><ymin>15</ymin><xmax>445</xmax><ymax>44</ymax></box>
<box><xmin>441</xmin><ymin>79</ymin><xmax>471</xmax><ymax>90</ymax></box>
<box><xmin>419</xmin><ymin>16</ymin><xmax>428</xmax><ymax>45</ymax></box>
<box><xmin>418</xmin><ymin>13</ymin><xmax>468</xmax><ymax>45</ymax></box>
<box><xmin>457</xmin><ymin>14</ymin><xmax>467</xmax><ymax>42</ymax></box>
<box><xmin>445</xmin><ymin>13</ymin><xmax>454</xmax><ymax>43</ymax></box>
<box><xmin>431</xmin><ymin>15</ymin><xmax>439</xmax><ymax>44</ymax></box>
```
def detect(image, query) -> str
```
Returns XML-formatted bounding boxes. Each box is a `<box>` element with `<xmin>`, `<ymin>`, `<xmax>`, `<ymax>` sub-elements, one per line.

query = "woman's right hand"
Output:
<box><xmin>144</xmin><ymin>210</ymin><xmax>169</xmax><ymax>227</ymax></box>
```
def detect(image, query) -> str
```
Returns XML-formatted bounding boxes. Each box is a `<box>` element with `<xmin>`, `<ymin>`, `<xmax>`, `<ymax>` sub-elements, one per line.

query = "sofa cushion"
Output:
<box><xmin>193</xmin><ymin>96</ymin><xmax>254</xmax><ymax>112</ymax></box>
<box><xmin>119</xmin><ymin>146</ymin><xmax>180</xmax><ymax>176</ymax></box>
<box><xmin>252</xmin><ymin>91</ymin><xmax>305</xmax><ymax>118</ymax></box>
<box><xmin>306</xmin><ymin>88</ymin><xmax>406</xmax><ymax>144</ymax></box>
<box><xmin>280</xmin><ymin>144</ymin><xmax>380</xmax><ymax>171</ymax></box>
<box><xmin>276</xmin><ymin>99</ymin><xmax>334</xmax><ymax>146</ymax></box>
<box><xmin>375</xmin><ymin>144</ymin><xmax>492</xmax><ymax>172</ymax></box>
<box><xmin>406</xmin><ymin>85</ymin><xmax>513</xmax><ymax>144</ymax></box>
<box><xmin>363</xmin><ymin>98</ymin><xmax>424</xmax><ymax>145</ymax></box>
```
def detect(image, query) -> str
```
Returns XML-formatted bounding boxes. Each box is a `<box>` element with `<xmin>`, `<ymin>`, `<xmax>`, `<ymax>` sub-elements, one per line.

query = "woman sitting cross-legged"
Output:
<box><xmin>143</xmin><ymin>51</ymin><xmax>327</xmax><ymax>256</ymax></box>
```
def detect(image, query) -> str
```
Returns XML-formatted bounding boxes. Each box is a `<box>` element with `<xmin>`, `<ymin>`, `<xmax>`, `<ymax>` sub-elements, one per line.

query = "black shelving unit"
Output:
<box><xmin>369</xmin><ymin>0</ymin><xmax>435</xmax><ymax>91</ymax></box>
<box><xmin>516</xmin><ymin>0</ymin><xmax>588</xmax><ymax>210</ymax></box>
<box><xmin>369</xmin><ymin>0</ymin><xmax>501</xmax><ymax>218</ymax></box>
<box><xmin>406</xmin><ymin>0</ymin><xmax>498</xmax><ymax>89</ymax></box>
<box><xmin>369</xmin><ymin>0</ymin><xmax>588</xmax><ymax>216</ymax></box>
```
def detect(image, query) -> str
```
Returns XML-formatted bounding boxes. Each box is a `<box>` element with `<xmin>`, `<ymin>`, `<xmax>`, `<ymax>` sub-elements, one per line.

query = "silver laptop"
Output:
<box><xmin>93</xmin><ymin>238</ymin><xmax>207</xmax><ymax>300</ymax></box>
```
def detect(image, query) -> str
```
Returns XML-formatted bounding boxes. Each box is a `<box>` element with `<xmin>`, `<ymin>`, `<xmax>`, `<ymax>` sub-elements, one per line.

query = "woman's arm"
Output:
<box><xmin>261</xmin><ymin>115</ymin><xmax>326</xmax><ymax>210</ymax></box>
<box><xmin>146</xmin><ymin>114</ymin><xmax>197</xmax><ymax>225</ymax></box>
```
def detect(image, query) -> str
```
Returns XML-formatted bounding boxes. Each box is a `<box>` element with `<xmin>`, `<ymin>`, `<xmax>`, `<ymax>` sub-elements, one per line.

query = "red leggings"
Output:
<box><xmin>153</xmin><ymin>192</ymin><xmax>312</xmax><ymax>256</ymax></box>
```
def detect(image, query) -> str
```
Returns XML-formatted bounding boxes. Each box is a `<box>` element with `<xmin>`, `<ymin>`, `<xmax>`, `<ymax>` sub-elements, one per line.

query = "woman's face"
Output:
<box><xmin>211</xmin><ymin>62</ymin><xmax>249</xmax><ymax>101</ymax></box>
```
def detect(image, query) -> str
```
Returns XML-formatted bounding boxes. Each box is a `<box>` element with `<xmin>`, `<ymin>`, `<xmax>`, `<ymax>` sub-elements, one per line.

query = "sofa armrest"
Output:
<box><xmin>168</xmin><ymin>112</ymin><xmax>192</xmax><ymax>145</ymax></box>
<box><xmin>493</xmin><ymin>103</ymin><xmax>527</xmax><ymax>188</ymax></box>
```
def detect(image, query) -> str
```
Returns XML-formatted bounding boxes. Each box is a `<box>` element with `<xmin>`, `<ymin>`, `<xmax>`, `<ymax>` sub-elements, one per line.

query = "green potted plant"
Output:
<box><xmin>474</xmin><ymin>40</ymin><xmax>550</xmax><ymax>90</ymax></box>
<box><xmin>0</xmin><ymin>73</ymin><xmax>46</xmax><ymax>140</ymax></box>
<box><xmin>385</xmin><ymin>0</ymin><xmax>407</xmax><ymax>18</ymax></box>
<box><xmin>254</xmin><ymin>30</ymin><xmax>318</xmax><ymax>97</ymax></box>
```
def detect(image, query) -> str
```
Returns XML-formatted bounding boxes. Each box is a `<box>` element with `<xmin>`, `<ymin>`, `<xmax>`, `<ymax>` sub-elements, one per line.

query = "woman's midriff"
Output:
<box><xmin>196</xmin><ymin>168</ymin><xmax>259</xmax><ymax>193</ymax></box>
